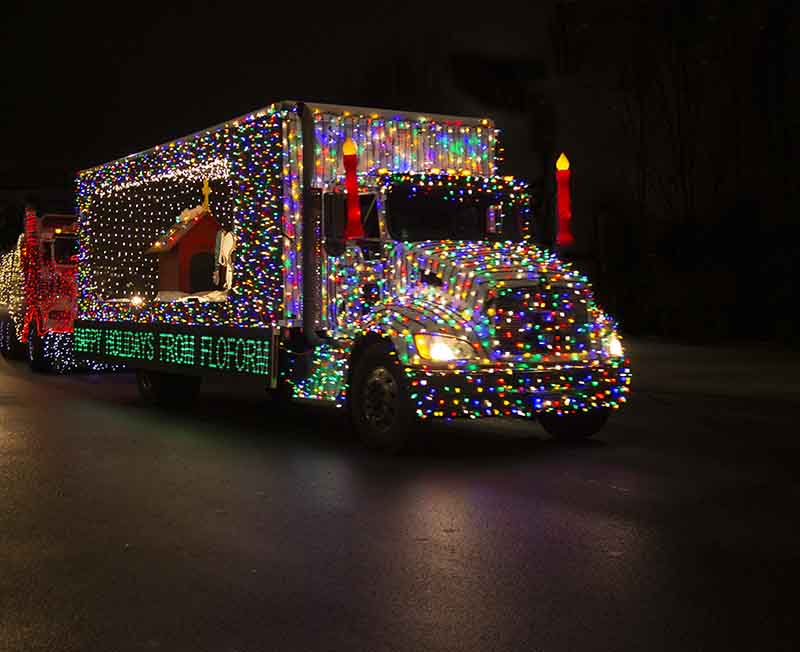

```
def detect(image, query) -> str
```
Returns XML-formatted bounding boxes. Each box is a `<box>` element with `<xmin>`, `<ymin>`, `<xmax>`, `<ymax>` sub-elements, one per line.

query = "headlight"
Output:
<box><xmin>603</xmin><ymin>333</ymin><xmax>624</xmax><ymax>357</ymax></box>
<box><xmin>413</xmin><ymin>333</ymin><xmax>477</xmax><ymax>362</ymax></box>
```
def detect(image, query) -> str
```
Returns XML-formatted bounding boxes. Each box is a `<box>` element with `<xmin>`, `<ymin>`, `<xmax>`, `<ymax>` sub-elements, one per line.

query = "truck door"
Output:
<box><xmin>321</xmin><ymin>190</ymin><xmax>383</xmax><ymax>333</ymax></box>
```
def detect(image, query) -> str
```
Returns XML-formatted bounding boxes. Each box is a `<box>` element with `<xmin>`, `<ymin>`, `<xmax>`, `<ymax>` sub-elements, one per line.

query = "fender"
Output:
<box><xmin>289</xmin><ymin>300</ymin><xmax>481</xmax><ymax>405</ymax></box>
<box><xmin>353</xmin><ymin>299</ymin><xmax>484</xmax><ymax>366</ymax></box>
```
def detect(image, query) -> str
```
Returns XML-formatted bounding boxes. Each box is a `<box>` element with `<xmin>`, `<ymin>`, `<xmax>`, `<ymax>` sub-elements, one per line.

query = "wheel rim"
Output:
<box><xmin>362</xmin><ymin>366</ymin><xmax>398</xmax><ymax>433</ymax></box>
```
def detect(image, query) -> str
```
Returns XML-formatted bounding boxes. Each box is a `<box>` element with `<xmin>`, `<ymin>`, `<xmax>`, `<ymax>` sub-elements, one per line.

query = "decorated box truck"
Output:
<box><xmin>0</xmin><ymin>206</ymin><xmax>81</xmax><ymax>371</ymax></box>
<box><xmin>74</xmin><ymin>101</ymin><xmax>630</xmax><ymax>450</ymax></box>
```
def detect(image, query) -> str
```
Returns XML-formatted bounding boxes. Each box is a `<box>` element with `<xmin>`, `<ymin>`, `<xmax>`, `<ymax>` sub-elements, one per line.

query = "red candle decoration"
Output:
<box><xmin>342</xmin><ymin>138</ymin><xmax>364</xmax><ymax>240</ymax></box>
<box><xmin>555</xmin><ymin>152</ymin><xmax>575</xmax><ymax>248</ymax></box>
<box><xmin>21</xmin><ymin>206</ymin><xmax>43</xmax><ymax>342</ymax></box>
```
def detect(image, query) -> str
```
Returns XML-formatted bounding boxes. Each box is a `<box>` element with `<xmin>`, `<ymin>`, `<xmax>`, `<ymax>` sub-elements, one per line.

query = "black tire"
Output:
<box><xmin>27</xmin><ymin>328</ymin><xmax>51</xmax><ymax>373</ymax></box>
<box><xmin>0</xmin><ymin>317</ymin><xmax>9</xmax><ymax>357</ymax></box>
<box><xmin>538</xmin><ymin>408</ymin><xmax>609</xmax><ymax>440</ymax></box>
<box><xmin>11</xmin><ymin>326</ymin><xmax>25</xmax><ymax>359</ymax></box>
<box><xmin>349</xmin><ymin>342</ymin><xmax>416</xmax><ymax>453</ymax></box>
<box><xmin>136</xmin><ymin>369</ymin><xmax>201</xmax><ymax>407</ymax></box>
<box><xmin>1</xmin><ymin>317</ymin><xmax>24</xmax><ymax>359</ymax></box>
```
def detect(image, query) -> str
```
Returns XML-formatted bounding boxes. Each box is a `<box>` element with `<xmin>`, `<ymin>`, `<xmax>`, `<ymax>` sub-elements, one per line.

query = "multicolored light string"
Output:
<box><xmin>77</xmin><ymin>107</ymin><xmax>284</xmax><ymax>329</ymax></box>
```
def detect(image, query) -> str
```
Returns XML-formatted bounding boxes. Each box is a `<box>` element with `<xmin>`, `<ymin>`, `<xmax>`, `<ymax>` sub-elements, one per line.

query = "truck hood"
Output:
<box><xmin>391</xmin><ymin>240</ymin><xmax>588</xmax><ymax>313</ymax></box>
<box><xmin>366</xmin><ymin>240</ymin><xmax>616</xmax><ymax>366</ymax></box>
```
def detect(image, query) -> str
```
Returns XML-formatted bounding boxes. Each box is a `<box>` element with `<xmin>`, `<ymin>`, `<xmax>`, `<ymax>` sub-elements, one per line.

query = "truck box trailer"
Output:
<box><xmin>74</xmin><ymin>100</ymin><xmax>630</xmax><ymax>450</ymax></box>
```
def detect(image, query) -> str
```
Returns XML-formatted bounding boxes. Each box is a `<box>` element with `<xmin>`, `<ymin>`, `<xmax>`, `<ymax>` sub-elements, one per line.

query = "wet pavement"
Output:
<box><xmin>1</xmin><ymin>339</ymin><xmax>799</xmax><ymax>651</ymax></box>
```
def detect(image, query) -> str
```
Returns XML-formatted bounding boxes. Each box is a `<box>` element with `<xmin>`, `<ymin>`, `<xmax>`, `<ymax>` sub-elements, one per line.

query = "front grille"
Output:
<box><xmin>48</xmin><ymin>310</ymin><xmax>70</xmax><ymax>321</ymax></box>
<box><xmin>490</xmin><ymin>285</ymin><xmax>592</xmax><ymax>360</ymax></box>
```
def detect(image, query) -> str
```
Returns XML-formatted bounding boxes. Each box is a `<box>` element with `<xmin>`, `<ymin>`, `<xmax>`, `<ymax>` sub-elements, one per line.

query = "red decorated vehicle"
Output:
<box><xmin>0</xmin><ymin>206</ymin><xmax>79</xmax><ymax>371</ymax></box>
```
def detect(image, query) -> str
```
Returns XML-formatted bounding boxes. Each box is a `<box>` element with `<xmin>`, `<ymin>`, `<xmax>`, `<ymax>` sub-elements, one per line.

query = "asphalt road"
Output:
<box><xmin>1</xmin><ymin>339</ymin><xmax>799</xmax><ymax>652</ymax></box>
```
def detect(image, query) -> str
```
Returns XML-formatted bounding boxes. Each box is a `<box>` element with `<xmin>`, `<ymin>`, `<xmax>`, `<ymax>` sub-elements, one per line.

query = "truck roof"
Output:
<box><xmin>78</xmin><ymin>101</ymin><xmax>494</xmax><ymax>175</ymax></box>
<box><xmin>41</xmin><ymin>213</ymin><xmax>77</xmax><ymax>223</ymax></box>
<box><xmin>40</xmin><ymin>216</ymin><xmax>78</xmax><ymax>236</ymax></box>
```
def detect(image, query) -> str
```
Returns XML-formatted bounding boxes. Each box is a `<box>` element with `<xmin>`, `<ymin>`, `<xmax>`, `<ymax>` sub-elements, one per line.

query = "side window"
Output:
<box><xmin>360</xmin><ymin>193</ymin><xmax>379</xmax><ymax>239</ymax></box>
<box><xmin>323</xmin><ymin>191</ymin><xmax>380</xmax><ymax>251</ymax></box>
<box><xmin>323</xmin><ymin>192</ymin><xmax>347</xmax><ymax>256</ymax></box>
<box><xmin>41</xmin><ymin>242</ymin><xmax>53</xmax><ymax>264</ymax></box>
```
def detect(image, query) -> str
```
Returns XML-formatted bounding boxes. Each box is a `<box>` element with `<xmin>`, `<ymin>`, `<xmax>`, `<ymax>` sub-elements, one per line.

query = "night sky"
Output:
<box><xmin>0</xmin><ymin>2</ymin><xmax>547</xmax><ymax>191</ymax></box>
<box><xmin>2</xmin><ymin>1</ymin><xmax>796</xmax><ymax>342</ymax></box>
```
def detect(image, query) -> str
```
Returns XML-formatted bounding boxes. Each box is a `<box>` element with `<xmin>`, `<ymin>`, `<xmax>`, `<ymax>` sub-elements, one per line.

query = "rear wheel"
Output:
<box><xmin>136</xmin><ymin>369</ymin><xmax>201</xmax><ymax>407</ymax></box>
<box><xmin>538</xmin><ymin>408</ymin><xmax>609</xmax><ymax>440</ymax></box>
<box><xmin>349</xmin><ymin>342</ymin><xmax>416</xmax><ymax>453</ymax></box>
<box><xmin>0</xmin><ymin>317</ymin><xmax>10</xmax><ymax>357</ymax></box>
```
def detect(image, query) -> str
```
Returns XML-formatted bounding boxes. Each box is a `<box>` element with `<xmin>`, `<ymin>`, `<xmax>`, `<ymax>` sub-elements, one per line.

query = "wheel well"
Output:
<box><xmin>22</xmin><ymin>309</ymin><xmax>41</xmax><ymax>343</ymax></box>
<box><xmin>346</xmin><ymin>333</ymin><xmax>394</xmax><ymax>390</ymax></box>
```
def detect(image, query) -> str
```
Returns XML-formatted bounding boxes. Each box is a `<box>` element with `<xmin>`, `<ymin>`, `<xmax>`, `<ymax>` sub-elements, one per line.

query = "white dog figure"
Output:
<box><xmin>218</xmin><ymin>229</ymin><xmax>236</xmax><ymax>290</ymax></box>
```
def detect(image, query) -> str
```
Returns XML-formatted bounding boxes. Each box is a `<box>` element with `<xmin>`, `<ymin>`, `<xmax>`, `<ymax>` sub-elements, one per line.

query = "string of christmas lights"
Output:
<box><xmin>43</xmin><ymin>331</ymin><xmax>122</xmax><ymax>373</ymax></box>
<box><xmin>0</xmin><ymin>235</ymin><xmax>25</xmax><ymax>341</ymax></box>
<box><xmin>77</xmin><ymin>108</ymin><xmax>284</xmax><ymax>328</ymax></box>
<box><xmin>312</xmin><ymin>110</ymin><xmax>495</xmax><ymax>186</ymax></box>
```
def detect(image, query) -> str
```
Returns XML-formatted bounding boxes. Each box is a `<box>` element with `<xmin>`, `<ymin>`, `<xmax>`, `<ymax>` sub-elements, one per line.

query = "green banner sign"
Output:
<box><xmin>74</xmin><ymin>323</ymin><xmax>272</xmax><ymax>376</ymax></box>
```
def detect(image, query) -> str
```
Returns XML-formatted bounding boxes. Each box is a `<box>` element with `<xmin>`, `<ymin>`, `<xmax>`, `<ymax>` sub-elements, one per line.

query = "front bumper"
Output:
<box><xmin>404</xmin><ymin>358</ymin><xmax>631</xmax><ymax>419</ymax></box>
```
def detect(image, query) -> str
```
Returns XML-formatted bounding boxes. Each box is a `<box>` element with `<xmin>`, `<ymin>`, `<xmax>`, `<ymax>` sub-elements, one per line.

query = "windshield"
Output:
<box><xmin>386</xmin><ymin>182</ymin><xmax>525</xmax><ymax>242</ymax></box>
<box><xmin>53</xmin><ymin>236</ymin><xmax>78</xmax><ymax>264</ymax></box>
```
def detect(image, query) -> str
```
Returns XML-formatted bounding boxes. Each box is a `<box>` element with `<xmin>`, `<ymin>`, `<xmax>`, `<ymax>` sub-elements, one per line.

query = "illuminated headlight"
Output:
<box><xmin>414</xmin><ymin>333</ymin><xmax>477</xmax><ymax>362</ymax></box>
<box><xmin>603</xmin><ymin>333</ymin><xmax>624</xmax><ymax>357</ymax></box>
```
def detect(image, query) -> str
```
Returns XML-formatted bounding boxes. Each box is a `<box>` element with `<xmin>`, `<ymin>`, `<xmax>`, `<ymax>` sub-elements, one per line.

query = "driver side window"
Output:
<box><xmin>323</xmin><ymin>192</ymin><xmax>347</xmax><ymax>257</ymax></box>
<box><xmin>360</xmin><ymin>193</ymin><xmax>379</xmax><ymax>239</ymax></box>
<box><xmin>322</xmin><ymin>191</ymin><xmax>380</xmax><ymax>256</ymax></box>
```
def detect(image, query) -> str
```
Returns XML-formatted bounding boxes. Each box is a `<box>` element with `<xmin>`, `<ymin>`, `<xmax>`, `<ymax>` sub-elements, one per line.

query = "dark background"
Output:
<box><xmin>1</xmin><ymin>1</ymin><xmax>796</xmax><ymax>344</ymax></box>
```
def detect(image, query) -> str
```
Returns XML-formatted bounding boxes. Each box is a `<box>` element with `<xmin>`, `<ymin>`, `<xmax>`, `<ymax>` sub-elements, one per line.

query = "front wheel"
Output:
<box><xmin>0</xmin><ymin>317</ymin><xmax>12</xmax><ymax>357</ymax></box>
<box><xmin>349</xmin><ymin>342</ymin><xmax>416</xmax><ymax>453</ymax></box>
<box><xmin>5</xmin><ymin>320</ymin><xmax>25</xmax><ymax>360</ymax></box>
<box><xmin>136</xmin><ymin>369</ymin><xmax>201</xmax><ymax>407</ymax></box>
<box><xmin>27</xmin><ymin>329</ymin><xmax>51</xmax><ymax>373</ymax></box>
<box><xmin>538</xmin><ymin>408</ymin><xmax>609</xmax><ymax>440</ymax></box>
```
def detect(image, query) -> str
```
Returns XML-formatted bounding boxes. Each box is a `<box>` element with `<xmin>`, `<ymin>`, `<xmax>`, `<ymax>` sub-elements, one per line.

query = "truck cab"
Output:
<box><xmin>319</xmin><ymin>171</ymin><xmax>528</xmax><ymax>331</ymax></box>
<box><xmin>292</xmin><ymin>167</ymin><xmax>630</xmax><ymax>450</ymax></box>
<box><xmin>35</xmin><ymin>215</ymin><xmax>79</xmax><ymax>337</ymax></box>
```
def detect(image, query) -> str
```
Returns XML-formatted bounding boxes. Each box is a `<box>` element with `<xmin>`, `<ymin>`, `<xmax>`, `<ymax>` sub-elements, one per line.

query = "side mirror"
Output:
<box><xmin>486</xmin><ymin>204</ymin><xmax>499</xmax><ymax>235</ymax></box>
<box><xmin>323</xmin><ymin>192</ymin><xmax>347</xmax><ymax>257</ymax></box>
